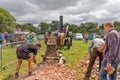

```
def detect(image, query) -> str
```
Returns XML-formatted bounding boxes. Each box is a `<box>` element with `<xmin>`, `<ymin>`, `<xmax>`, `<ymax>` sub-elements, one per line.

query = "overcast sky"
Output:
<box><xmin>0</xmin><ymin>0</ymin><xmax>120</xmax><ymax>25</ymax></box>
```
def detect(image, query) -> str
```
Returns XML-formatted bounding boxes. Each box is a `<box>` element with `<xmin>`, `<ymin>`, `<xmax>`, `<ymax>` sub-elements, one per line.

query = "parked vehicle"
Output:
<box><xmin>75</xmin><ymin>33</ymin><xmax>83</xmax><ymax>40</ymax></box>
<box><xmin>37</xmin><ymin>34</ymin><xmax>44</xmax><ymax>40</ymax></box>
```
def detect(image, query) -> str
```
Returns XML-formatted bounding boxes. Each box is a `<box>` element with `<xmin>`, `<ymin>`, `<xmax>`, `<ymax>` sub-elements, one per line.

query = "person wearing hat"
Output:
<box><xmin>26</xmin><ymin>32</ymin><xmax>36</xmax><ymax>44</ymax></box>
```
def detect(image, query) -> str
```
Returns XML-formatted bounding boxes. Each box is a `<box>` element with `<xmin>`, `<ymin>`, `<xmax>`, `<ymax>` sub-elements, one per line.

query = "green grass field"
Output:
<box><xmin>0</xmin><ymin>40</ymin><xmax>90</xmax><ymax>80</ymax></box>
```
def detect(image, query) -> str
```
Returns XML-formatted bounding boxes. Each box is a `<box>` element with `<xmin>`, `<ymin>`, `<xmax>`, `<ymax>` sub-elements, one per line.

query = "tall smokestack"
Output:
<box><xmin>59</xmin><ymin>16</ymin><xmax>63</xmax><ymax>31</ymax></box>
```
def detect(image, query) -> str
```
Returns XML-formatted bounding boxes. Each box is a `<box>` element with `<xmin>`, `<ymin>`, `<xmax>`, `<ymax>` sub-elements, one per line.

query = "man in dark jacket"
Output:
<box><xmin>99</xmin><ymin>21</ymin><xmax>120</xmax><ymax>80</ymax></box>
<box><xmin>4</xmin><ymin>32</ymin><xmax>9</xmax><ymax>46</ymax></box>
<box><xmin>15</xmin><ymin>43</ymin><xmax>41</xmax><ymax>78</ymax></box>
<box><xmin>0</xmin><ymin>32</ymin><xmax>4</xmax><ymax>53</ymax></box>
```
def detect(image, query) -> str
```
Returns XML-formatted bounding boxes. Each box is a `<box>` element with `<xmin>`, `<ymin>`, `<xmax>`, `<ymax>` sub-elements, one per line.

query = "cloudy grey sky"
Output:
<box><xmin>0</xmin><ymin>0</ymin><xmax>120</xmax><ymax>25</ymax></box>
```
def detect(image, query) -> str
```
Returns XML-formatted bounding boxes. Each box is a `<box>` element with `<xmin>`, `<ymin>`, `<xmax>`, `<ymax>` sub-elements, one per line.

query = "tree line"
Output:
<box><xmin>1</xmin><ymin>8</ymin><xmax>120</xmax><ymax>35</ymax></box>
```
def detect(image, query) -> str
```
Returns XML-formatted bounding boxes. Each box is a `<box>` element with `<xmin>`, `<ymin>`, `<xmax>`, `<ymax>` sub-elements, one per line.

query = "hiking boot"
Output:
<box><xmin>15</xmin><ymin>72</ymin><xmax>19</xmax><ymax>78</ymax></box>
<box><xmin>28</xmin><ymin>72</ymin><xmax>33</xmax><ymax>76</ymax></box>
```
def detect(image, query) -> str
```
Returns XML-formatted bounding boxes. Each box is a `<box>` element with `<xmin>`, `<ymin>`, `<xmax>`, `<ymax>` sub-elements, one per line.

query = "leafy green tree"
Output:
<box><xmin>79</xmin><ymin>22</ymin><xmax>98</xmax><ymax>34</ymax></box>
<box><xmin>50</xmin><ymin>20</ymin><xmax>59</xmax><ymax>31</ymax></box>
<box><xmin>79</xmin><ymin>23</ymin><xmax>86</xmax><ymax>33</ymax></box>
<box><xmin>99</xmin><ymin>24</ymin><xmax>104</xmax><ymax>30</ymax></box>
<box><xmin>114</xmin><ymin>21</ymin><xmax>120</xmax><ymax>32</ymax></box>
<box><xmin>22</xmin><ymin>23</ymin><xmax>37</xmax><ymax>32</ymax></box>
<box><xmin>84</xmin><ymin>22</ymin><xmax>98</xmax><ymax>33</ymax></box>
<box><xmin>16</xmin><ymin>23</ymin><xmax>23</xmax><ymax>31</ymax></box>
<box><xmin>0</xmin><ymin>8</ymin><xmax>16</xmax><ymax>32</ymax></box>
<box><xmin>39</xmin><ymin>22</ymin><xmax>50</xmax><ymax>34</ymax></box>
<box><xmin>64</xmin><ymin>23</ymin><xmax>70</xmax><ymax>28</ymax></box>
<box><xmin>69</xmin><ymin>24</ymin><xmax>79</xmax><ymax>33</ymax></box>
<box><xmin>98</xmin><ymin>24</ymin><xmax>106</xmax><ymax>37</ymax></box>
<box><xmin>37</xmin><ymin>20</ymin><xmax>120</xmax><ymax>34</ymax></box>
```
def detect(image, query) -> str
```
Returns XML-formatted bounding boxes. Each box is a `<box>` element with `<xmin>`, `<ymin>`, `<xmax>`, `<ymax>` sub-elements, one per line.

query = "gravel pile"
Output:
<box><xmin>77</xmin><ymin>56</ymin><xmax>120</xmax><ymax>80</ymax></box>
<box><xmin>17</xmin><ymin>63</ymin><xmax>76</xmax><ymax>80</ymax></box>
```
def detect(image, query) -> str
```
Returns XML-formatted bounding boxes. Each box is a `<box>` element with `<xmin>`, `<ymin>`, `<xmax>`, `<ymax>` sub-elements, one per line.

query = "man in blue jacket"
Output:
<box><xmin>99</xmin><ymin>21</ymin><xmax>120</xmax><ymax>80</ymax></box>
<box><xmin>0</xmin><ymin>32</ymin><xmax>4</xmax><ymax>52</ymax></box>
<box><xmin>0</xmin><ymin>32</ymin><xmax>4</xmax><ymax>44</ymax></box>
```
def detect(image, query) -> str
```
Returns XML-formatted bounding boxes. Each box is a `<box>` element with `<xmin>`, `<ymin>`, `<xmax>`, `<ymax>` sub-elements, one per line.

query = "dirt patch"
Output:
<box><xmin>16</xmin><ymin>63</ymin><xmax>76</xmax><ymax>80</ymax></box>
<box><xmin>77</xmin><ymin>56</ymin><xmax>120</xmax><ymax>80</ymax></box>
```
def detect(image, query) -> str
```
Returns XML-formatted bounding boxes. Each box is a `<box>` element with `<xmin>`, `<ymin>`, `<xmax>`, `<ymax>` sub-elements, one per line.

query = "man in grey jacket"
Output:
<box><xmin>99</xmin><ymin>21</ymin><xmax>120</xmax><ymax>80</ymax></box>
<box><xmin>84</xmin><ymin>35</ymin><xmax>104</xmax><ymax>80</ymax></box>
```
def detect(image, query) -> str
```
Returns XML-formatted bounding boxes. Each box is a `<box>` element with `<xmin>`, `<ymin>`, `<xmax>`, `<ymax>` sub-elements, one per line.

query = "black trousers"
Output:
<box><xmin>84</xmin><ymin>48</ymin><xmax>103</xmax><ymax>78</ymax></box>
<box><xmin>10</xmin><ymin>40</ymin><xmax>14</xmax><ymax>48</ymax></box>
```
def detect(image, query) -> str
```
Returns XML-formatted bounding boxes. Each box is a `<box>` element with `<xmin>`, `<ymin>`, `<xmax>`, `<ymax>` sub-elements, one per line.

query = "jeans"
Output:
<box><xmin>99</xmin><ymin>59</ymin><xmax>120</xmax><ymax>80</ymax></box>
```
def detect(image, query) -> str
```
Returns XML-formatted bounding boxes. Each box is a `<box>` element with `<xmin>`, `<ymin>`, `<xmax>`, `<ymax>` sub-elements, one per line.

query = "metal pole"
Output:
<box><xmin>59</xmin><ymin>16</ymin><xmax>63</xmax><ymax>31</ymax></box>
<box><xmin>0</xmin><ymin>44</ymin><xmax>2</xmax><ymax>68</ymax></box>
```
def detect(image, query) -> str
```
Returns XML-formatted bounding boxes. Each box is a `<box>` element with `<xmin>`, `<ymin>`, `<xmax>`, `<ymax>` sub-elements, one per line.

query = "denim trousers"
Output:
<box><xmin>99</xmin><ymin>59</ymin><xmax>120</xmax><ymax>80</ymax></box>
